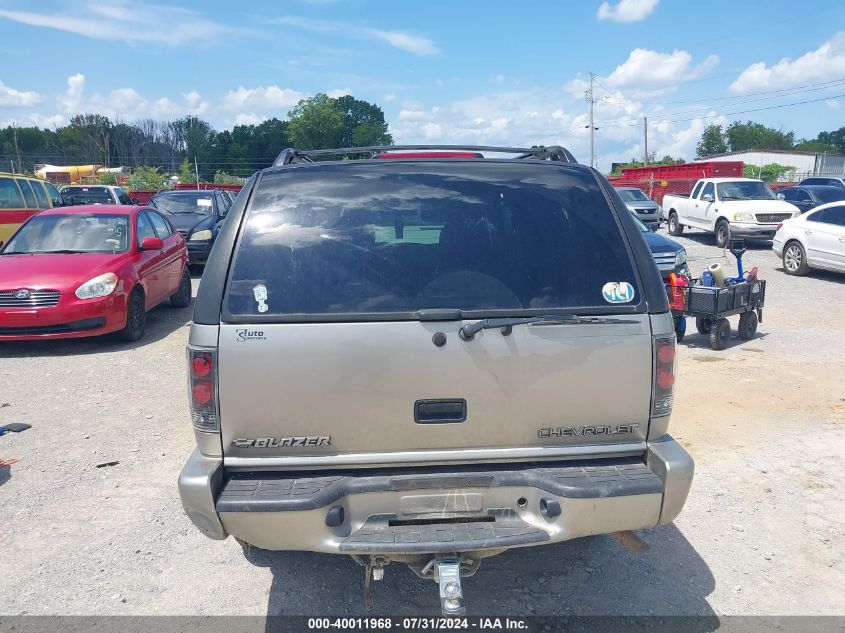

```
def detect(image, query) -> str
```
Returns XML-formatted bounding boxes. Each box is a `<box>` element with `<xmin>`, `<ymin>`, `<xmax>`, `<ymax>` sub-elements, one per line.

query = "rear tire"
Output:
<box><xmin>738</xmin><ymin>311</ymin><xmax>758</xmax><ymax>340</ymax></box>
<box><xmin>170</xmin><ymin>266</ymin><xmax>192</xmax><ymax>308</ymax></box>
<box><xmin>783</xmin><ymin>241</ymin><xmax>810</xmax><ymax>276</ymax></box>
<box><xmin>668</xmin><ymin>212</ymin><xmax>684</xmax><ymax>236</ymax></box>
<box><xmin>117</xmin><ymin>289</ymin><xmax>146</xmax><ymax>342</ymax></box>
<box><xmin>709</xmin><ymin>318</ymin><xmax>730</xmax><ymax>350</ymax></box>
<box><xmin>695</xmin><ymin>318</ymin><xmax>711</xmax><ymax>335</ymax></box>
<box><xmin>715</xmin><ymin>221</ymin><xmax>730</xmax><ymax>249</ymax></box>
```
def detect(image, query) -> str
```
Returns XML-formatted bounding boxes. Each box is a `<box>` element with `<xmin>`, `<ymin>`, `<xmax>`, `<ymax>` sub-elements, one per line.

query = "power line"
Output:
<box><xmin>596</xmin><ymin>80</ymin><xmax>845</xmax><ymax>127</ymax></box>
<box><xmin>638</xmin><ymin>77</ymin><xmax>845</xmax><ymax>106</ymax></box>
<box><xmin>600</xmin><ymin>92</ymin><xmax>845</xmax><ymax>128</ymax></box>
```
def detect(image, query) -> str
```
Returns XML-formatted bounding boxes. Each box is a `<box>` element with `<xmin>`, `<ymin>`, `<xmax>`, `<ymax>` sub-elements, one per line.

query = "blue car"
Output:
<box><xmin>149</xmin><ymin>190</ymin><xmax>232</xmax><ymax>265</ymax></box>
<box><xmin>633</xmin><ymin>216</ymin><xmax>687</xmax><ymax>280</ymax></box>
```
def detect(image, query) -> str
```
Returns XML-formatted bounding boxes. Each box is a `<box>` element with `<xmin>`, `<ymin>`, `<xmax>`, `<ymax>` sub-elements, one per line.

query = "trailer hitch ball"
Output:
<box><xmin>437</xmin><ymin>559</ymin><xmax>466</xmax><ymax>616</ymax></box>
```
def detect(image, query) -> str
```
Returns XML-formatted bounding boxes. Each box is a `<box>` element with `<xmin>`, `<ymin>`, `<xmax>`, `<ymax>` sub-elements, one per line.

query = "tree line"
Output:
<box><xmin>696</xmin><ymin>121</ymin><xmax>845</xmax><ymax>159</ymax></box>
<box><xmin>0</xmin><ymin>94</ymin><xmax>393</xmax><ymax>181</ymax></box>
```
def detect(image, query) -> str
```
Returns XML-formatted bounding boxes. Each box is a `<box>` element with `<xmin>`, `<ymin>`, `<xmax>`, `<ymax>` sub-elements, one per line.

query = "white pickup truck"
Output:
<box><xmin>664</xmin><ymin>177</ymin><xmax>799</xmax><ymax>247</ymax></box>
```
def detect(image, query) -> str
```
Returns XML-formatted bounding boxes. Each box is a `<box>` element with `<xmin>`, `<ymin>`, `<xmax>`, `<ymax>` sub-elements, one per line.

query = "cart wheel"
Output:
<box><xmin>709</xmin><ymin>318</ymin><xmax>730</xmax><ymax>350</ymax></box>
<box><xmin>738</xmin><ymin>311</ymin><xmax>758</xmax><ymax>340</ymax></box>
<box><xmin>695</xmin><ymin>318</ymin><xmax>711</xmax><ymax>335</ymax></box>
<box><xmin>674</xmin><ymin>316</ymin><xmax>686</xmax><ymax>342</ymax></box>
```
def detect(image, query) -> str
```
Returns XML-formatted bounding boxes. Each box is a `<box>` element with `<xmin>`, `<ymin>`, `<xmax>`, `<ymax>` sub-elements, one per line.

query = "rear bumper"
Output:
<box><xmin>178</xmin><ymin>436</ymin><xmax>693</xmax><ymax>554</ymax></box>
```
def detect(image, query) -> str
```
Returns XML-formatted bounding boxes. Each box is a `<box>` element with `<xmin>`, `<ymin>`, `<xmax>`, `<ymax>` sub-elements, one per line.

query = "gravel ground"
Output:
<box><xmin>0</xmin><ymin>227</ymin><xmax>843</xmax><ymax>617</ymax></box>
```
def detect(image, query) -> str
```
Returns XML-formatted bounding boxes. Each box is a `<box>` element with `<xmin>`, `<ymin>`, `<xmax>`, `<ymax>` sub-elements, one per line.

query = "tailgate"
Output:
<box><xmin>219</xmin><ymin>316</ymin><xmax>652</xmax><ymax>465</ymax></box>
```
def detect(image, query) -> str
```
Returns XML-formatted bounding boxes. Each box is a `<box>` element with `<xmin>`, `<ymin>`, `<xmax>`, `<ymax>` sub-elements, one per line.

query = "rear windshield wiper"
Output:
<box><xmin>459</xmin><ymin>314</ymin><xmax>637</xmax><ymax>341</ymax></box>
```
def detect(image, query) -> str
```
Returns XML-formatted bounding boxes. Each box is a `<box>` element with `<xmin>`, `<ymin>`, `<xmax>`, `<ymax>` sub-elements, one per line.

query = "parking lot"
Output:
<box><xmin>1</xmin><ymin>227</ymin><xmax>843</xmax><ymax>617</ymax></box>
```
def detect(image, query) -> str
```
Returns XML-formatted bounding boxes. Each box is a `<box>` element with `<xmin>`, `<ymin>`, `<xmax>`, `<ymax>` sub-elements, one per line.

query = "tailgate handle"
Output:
<box><xmin>414</xmin><ymin>399</ymin><xmax>467</xmax><ymax>424</ymax></box>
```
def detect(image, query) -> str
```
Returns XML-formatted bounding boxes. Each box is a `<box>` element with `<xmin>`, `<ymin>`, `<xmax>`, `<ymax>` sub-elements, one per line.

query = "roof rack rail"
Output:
<box><xmin>273</xmin><ymin>145</ymin><xmax>577</xmax><ymax>167</ymax></box>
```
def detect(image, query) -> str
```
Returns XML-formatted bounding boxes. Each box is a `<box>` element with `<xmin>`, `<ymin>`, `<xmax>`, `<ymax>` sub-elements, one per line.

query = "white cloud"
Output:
<box><xmin>58</xmin><ymin>73</ymin><xmax>85</xmax><ymax>113</ymax></box>
<box><xmin>827</xmin><ymin>99</ymin><xmax>841</xmax><ymax>110</ymax></box>
<box><xmin>383</xmin><ymin>93</ymin><xmax>397</xmax><ymax>102</ymax></box>
<box><xmin>53</xmin><ymin>73</ymin><xmax>208</xmax><ymax>121</ymax></box>
<box><xmin>389</xmin><ymin>79</ymin><xmax>724</xmax><ymax>169</ymax></box>
<box><xmin>234</xmin><ymin>112</ymin><xmax>267</xmax><ymax>126</ymax></box>
<box><xmin>597</xmin><ymin>0</ymin><xmax>659</xmax><ymax>23</ymax></box>
<box><xmin>222</xmin><ymin>86</ymin><xmax>305</xmax><ymax>111</ymax></box>
<box><xmin>604</xmin><ymin>49</ymin><xmax>719</xmax><ymax>91</ymax></box>
<box><xmin>1</xmin><ymin>113</ymin><xmax>65</xmax><ymax>129</ymax></box>
<box><xmin>0</xmin><ymin>80</ymin><xmax>42</xmax><ymax>107</ymax></box>
<box><xmin>271</xmin><ymin>16</ymin><xmax>440</xmax><ymax>55</ymax></box>
<box><xmin>327</xmin><ymin>88</ymin><xmax>352</xmax><ymax>98</ymax></box>
<box><xmin>0</xmin><ymin>1</ymin><xmax>242</xmax><ymax>47</ymax></box>
<box><xmin>730</xmin><ymin>32</ymin><xmax>845</xmax><ymax>94</ymax></box>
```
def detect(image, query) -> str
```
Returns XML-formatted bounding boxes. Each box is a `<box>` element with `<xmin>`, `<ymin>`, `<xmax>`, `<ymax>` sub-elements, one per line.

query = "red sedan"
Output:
<box><xmin>0</xmin><ymin>205</ymin><xmax>191</xmax><ymax>342</ymax></box>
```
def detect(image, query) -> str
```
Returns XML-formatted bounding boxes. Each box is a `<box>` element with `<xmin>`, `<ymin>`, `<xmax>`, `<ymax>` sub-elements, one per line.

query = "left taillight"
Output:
<box><xmin>652</xmin><ymin>334</ymin><xmax>676</xmax><ymax>419</ymax></box>
<box><xmin>187</xmin><ymin>347</ymin><xmax>219</xmax><ymax>432</ymax></box>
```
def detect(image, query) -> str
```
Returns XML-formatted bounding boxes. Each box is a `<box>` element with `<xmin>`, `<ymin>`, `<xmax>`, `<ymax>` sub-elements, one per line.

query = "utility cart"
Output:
<box><xmin>668</xmin><ymin>240</ymin><xmax>766</xmax><ymax>350</ymax></box>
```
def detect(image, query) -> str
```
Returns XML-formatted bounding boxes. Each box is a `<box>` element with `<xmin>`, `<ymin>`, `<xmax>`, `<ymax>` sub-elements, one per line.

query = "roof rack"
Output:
<box><xmin>273</xmin><ymin>145</ymin><xmax>577</xmax><ymax>167</ymax></box>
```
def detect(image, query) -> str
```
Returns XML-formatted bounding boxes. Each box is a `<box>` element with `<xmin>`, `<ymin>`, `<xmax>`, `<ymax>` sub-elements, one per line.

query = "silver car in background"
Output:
<box><xmin>615</xmin><ymin>187</ymin><xmax>662</xmax><ymax>226</ymax></box>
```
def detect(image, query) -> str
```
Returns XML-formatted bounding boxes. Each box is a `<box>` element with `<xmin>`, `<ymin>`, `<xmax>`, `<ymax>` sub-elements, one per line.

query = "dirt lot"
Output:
<box><xmin>1</xmin><ymin>228</ymin><xmax>843</xmax><ymax>617</ymax></box>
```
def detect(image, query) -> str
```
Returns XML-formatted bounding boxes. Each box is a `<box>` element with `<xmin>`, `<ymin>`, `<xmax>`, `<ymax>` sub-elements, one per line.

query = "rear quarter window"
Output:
<box><xmin>225</xmin><ymin>162</ymin><xmax>640</xmax><ymax>320</ymax></box>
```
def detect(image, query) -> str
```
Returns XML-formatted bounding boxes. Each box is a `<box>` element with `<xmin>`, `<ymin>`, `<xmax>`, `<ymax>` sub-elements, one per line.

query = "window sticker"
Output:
<box><xmin>253</xmin><ymin>284</ymin><xmax>269</xmax><ymax>313</ymax></box>
<box><xmin>602</xmin><ymin>281</ymin><xmax>635</xmax><ymax>304</ymax></box>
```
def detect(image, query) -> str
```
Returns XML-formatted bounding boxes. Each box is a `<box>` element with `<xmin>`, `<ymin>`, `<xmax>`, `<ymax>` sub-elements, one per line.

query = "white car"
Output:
<box><xmin>773</xmin><ymin>201</ymin><xmax>845</xmax><ymax>275</ymax></box>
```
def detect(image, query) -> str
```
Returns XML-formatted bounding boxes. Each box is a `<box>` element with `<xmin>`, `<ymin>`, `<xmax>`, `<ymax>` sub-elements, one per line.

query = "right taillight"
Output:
<box><xmin>652</xmin><ymin>334</ymin><xmax>676</xmax><ymax>418</ymax></box>
<box><xmin>188</xmin><ymin>347</ymin><xmax>219</xmax><ymax>431</ymax></box>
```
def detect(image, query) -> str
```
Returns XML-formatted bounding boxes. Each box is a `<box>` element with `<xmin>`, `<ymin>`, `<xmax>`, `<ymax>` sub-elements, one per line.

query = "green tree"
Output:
<box><xmin>128</xmin><ymin>166</ymin><xmax>167</xmax><ymax>190</ymax></box>
<box><xmin>742</xmin><ymin>163</ymin><xmax>794</xmax><ymax>182</ymax></box>
<box><xmin>695</xmin><ymin>124</ymin><xmax>727</xmax><ymax>158</ymax></box>
<box><xmin>213</xmin><ymin>170</ymin><xmax>240</xmax><ymax>184</ymax></box>
<box><xmin>287</xmin><ymin>94</ymin><xmax>344</xmax><ymax>150</ymax></box>
<box><xmin>333</xmin><ymin>95</ymin><xmax>393</xmax><ymax>147</ymax></box>
<box><xmin>816</xmin><ymin>126</ymin><xmax>845</xmax><ymax>153</ymax></box>
<box><xmin>794</xmin><ymin>139</ymin><xmax>839</xmax><ymax>153</ymax></box>
<box><xmin>725</xmin><ymin>121</ymin><xmax>794</xmax><ymax>152</ymax></box>
<box><xmin>178</xmin><ymin>158</ymin><xmax>196</xmax><ymax>183</ymax></box>
<box><xmin>97</xmin><ymin>171</ymin><xmax>119</xmax><ymax>185</ymax></box>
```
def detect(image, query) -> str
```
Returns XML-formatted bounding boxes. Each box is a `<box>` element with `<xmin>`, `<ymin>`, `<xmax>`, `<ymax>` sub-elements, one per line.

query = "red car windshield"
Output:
<box><xmin>2</xmin><ymin>214</ymin><xmax>130</xmax><ymax>255</ymax></box>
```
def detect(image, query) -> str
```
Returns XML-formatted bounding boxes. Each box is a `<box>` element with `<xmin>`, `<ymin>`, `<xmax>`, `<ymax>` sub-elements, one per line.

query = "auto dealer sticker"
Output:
<box><xmin>602</xmin><ymin>281</ymin><xmax>635</xmax><ymax>304</ymax></box>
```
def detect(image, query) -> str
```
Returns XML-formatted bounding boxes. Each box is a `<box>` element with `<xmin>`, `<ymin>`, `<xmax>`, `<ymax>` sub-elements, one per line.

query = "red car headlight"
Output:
<box><xmin>75</xmin><ymin>273</ymin><xmax>118</xmax><ymax>299</ymax></box>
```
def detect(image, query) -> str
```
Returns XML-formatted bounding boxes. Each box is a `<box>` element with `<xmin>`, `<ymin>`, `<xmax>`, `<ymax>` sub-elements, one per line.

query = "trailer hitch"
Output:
<box><xmin>433</xmin><ymin>557</ymin><xmax>466</xmax><ymax>615</ymax></box>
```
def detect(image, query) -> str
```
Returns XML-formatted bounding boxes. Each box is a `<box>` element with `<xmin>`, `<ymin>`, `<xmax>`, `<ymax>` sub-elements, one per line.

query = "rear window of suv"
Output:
<box><xmin>225</xmin><ymin>162</ymin><xmax>639</xmax><ymax>320</ymax></box>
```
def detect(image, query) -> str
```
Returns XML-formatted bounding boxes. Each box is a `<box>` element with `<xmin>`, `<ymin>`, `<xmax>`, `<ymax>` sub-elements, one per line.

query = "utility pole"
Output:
<box><xmin>584</xmin><ymin>72</ymin><xmax>599</xmax><ymax>168</ymax></box>
<box><xmin>194</xmin><ymin>156</ymin><xmax>200</xmax><ymax>189</ymax></box>
<box><xmin>643</xmin><ymin>116</ymin><xmax>649</xmax><ymax>165</ymax></box>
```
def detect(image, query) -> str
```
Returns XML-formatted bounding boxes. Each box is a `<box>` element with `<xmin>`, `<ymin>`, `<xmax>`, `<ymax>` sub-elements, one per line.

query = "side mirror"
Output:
<box><xmin>776</xmin><ymin>193</ymin><xmax>785</xmax><ymax>200</ymax></box>
<box><xmin>649</xmin><ymin>223</ymin><xmax>659</xmax><ymax>232</ymax></box>
<box><xmin>701</xmin><ymin>193</ymin><xmax>714</xmax><ymax>202</ymax></box>
<box><xmin>61</xmin><ymin>194</ymin><xmax>75</xmax><ymax>206</ymax></box>
<box><xmin>140</xmin><ymin>237</ymin><xmax>164</xmax><ymax>251</ymax></box>
<box><xmin>131</xmin><ymin>198</ymin><xmax>139</xmax><ymax>205</ymax></box>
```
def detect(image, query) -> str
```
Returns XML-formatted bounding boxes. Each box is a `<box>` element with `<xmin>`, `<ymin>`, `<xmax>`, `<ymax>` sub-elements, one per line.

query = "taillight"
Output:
<box><xmin>188</xmin><ymin>347</ymin><xmax>218</xmax><ymax>431</ymax></box>
<box><xmin>652</xmin><ymin>335</ymin><xmax>676</xmax><ymax>418</ymax></box>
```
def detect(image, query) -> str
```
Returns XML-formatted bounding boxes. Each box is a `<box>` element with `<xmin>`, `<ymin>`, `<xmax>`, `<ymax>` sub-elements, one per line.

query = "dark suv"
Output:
<box><xmin>178</xmin><ymin>145</ymin><xmax>693</xmax><ymax>615</ymax></box>
<box><xmin>150</xmin><ymin>189</ymin><xmax>232</xmax><ymax>264</ymax></box>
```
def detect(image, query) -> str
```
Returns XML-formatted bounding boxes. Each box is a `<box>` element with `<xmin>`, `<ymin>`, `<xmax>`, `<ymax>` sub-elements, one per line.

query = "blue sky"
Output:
<box><xmin>0</xmin><ymin>0</ymin><xmax>844</xmax><ymax>169</ymax></box>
